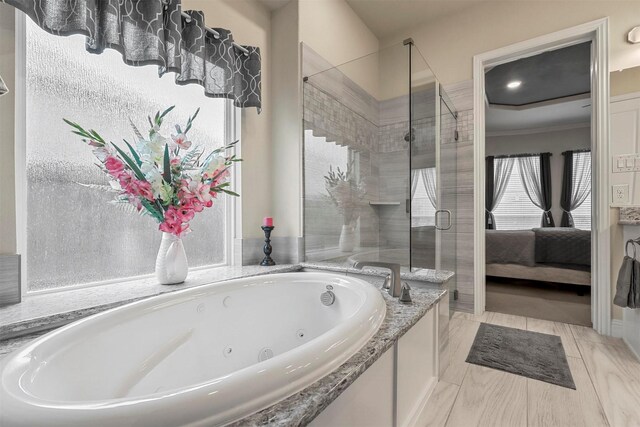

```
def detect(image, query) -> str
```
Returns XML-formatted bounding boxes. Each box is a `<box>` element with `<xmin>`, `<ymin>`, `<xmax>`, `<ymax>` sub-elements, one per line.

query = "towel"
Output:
<box><xmin>630</xmin><ymin>260</ymin><xmax>640</xmax><ymax>309</ymax></box>
<box><xmin>614</xmin><ymin>255</ymin><xmax>634</xmax><ymax>308</ymax></box>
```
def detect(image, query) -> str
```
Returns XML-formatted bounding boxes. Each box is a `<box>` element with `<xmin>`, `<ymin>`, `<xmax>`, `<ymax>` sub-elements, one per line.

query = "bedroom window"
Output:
<box><xmin>21</xmin><ymin>19</ymin><xmax>235</xmax><ymax>293</ymax></box>
<box><xmin>569</xmin><ymin>151</ymin><xmax>592</xmax><ymax>230</ymax></box>
<box><xmin>492</xmin><ymin>161</ymin><xmax>543</xmax><ymax>230</ymax></box>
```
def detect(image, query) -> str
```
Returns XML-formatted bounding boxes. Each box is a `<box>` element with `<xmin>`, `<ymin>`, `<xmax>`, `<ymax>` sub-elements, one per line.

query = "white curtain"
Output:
<box><xmin>571</xmin><ymin>151</ymin><xmax>592</xmax><ymax>210</ymax></box>
<box><xmin>421</xmin><ymin>167</ymin><xmax>437</xmax><ymax>209</ymax></box>
<box><xmin>518</xmin><ymin>155</ymin><xmax>544</xmax><ymax>210</ymax></box>
<box><xmin>492</xmin><ymin>157</ymin><xmax>515</xmax><ymax>209</ymax></box>
<box><xmin>411</xmin><ymin>169</ymin><xmax>420</xmax><ymax>199</ymax></box>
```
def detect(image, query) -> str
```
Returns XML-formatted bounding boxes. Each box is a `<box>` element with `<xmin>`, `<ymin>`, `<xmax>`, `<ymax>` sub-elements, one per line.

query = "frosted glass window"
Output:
<box><xmin>493</xmin><ymin>162</ymin><xmax>543</xmax><ymax>230</ymax></box>
<box><xmin>25</xmin><ymin>21</ymin><xmax>231</xmax><ymax>291</ymax></box>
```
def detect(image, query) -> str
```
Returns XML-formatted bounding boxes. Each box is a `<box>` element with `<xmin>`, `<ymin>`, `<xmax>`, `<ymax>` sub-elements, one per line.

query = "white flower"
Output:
<box><xmin>205</xmin><ymin>155</ymin><xmax>226</xmax><ymax>175</ymax></box>
<box><xmin>171</xmin><ymin>132</ymin><xmax>192</xmax><ymax>149</ymax></box>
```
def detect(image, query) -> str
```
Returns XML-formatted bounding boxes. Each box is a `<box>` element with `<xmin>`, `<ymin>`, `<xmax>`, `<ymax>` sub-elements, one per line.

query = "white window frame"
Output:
<box><xmin>14</xmin><ymin>11</ymin><xmax>240</xmax><ymax>296</ymax></box>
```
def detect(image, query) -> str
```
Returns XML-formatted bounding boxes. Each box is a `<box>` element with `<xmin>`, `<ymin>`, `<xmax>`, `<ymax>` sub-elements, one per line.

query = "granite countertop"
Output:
<box><xmin>618</xmin><ymin>206</ymin><xmax>640</xmax><ymax>225</ymax></box>
<box><xmin>0</xmin><ymin>268</ymin><xmax>448</xmax><ymax>427</ymax></box>
<box><xmin>300</xmin><ymin>261</ymin><xmax>455</xmax><ymax>284</ymax></box>
<box><xmin>1</xmin><ymin>262</ymin><xmax>451</xmax><ymax>341</ymax></box>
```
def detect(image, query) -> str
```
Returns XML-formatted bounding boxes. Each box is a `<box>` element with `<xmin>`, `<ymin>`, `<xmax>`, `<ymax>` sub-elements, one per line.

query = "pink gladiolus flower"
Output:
<box><xmin>209</xmin><ymin>168</ymin><xmax>230</xmax><ymax>187</ymax></box>
<box><xmin>130</xmin><ymin>180</ymin><xmax>154</xmax><ymax>201</ymax></box>
<box><xmin>104</xmin><ymin>156</ymin><xmax>125</xmax><ymax>177</ymax></box>
<box><xmin>179</xmin><ymin>179</ymin><xmax>212</xmax><ymax>206</ymax></box>
<box><xmin>178</xmin><ymin>205</ymin><xmax>195</xmax><ymax>222</ymax></box>
<box><xmin>159</xmin><ymin>221</ymin><xmax>190</xmax><ymax>237</ymax></box>
<box><xmin>171</xmin><ymin>133</ymin><xmax>192</xmax><ymax>149</ymax></box>
<box><xmin>159</xmin><ymin>206</ymin><xmax>191</xmax><ymax>237</ymax></box>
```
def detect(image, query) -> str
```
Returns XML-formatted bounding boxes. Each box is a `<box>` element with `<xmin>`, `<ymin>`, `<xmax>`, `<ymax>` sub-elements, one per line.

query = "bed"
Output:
<box><xmin>485</xmin><ymin>227</ymin><xmax>591</xmax><ymax>287</ymax></box>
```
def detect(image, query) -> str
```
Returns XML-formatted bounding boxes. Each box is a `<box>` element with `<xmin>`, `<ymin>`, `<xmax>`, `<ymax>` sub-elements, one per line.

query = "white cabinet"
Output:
<box><xmin>310</xmin><ymin>301</ymin><xmax>441</xmax><ymax>427</ymax></box>
<box><xmin>396</xmin><ymin>307</ymin><xmax>438</xmax><ymax>427</ymax></box>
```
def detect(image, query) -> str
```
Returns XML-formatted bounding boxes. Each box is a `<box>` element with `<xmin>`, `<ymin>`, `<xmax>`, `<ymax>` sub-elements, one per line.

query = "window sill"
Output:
<box><xmin>0</xmin><ymin>264</ymin><xmax>301</xmax><ymax>340</ymax></box>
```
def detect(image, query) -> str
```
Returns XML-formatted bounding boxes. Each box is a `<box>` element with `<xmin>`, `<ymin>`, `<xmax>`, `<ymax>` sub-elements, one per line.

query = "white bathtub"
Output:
<box><xmin>0</xmin><ymin>272</ymin><xmax>386</xmax><ymax>427</ymax></box>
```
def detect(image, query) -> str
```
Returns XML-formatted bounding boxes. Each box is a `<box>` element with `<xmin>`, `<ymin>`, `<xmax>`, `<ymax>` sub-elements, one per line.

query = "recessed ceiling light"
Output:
<box><xmin>507</xmin><ymin>80</ymin><xmax>522</xmax><ymax>89</ymax></box>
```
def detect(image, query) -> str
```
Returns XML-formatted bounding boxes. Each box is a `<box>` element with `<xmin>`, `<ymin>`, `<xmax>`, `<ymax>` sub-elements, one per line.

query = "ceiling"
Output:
<box><xmin>345</xmin><ymin>0</ymin><xmax>487</xmax><ymax>39</ymax></box>
<box><xmin>485</xmin><ymin>42</ymin><xmax>591</xmax><ymax>106</ymax></box>
<box><xmin>486</xmin><ymin>42</ymin><xmax>592</xmax><ymax>133</ymax></box>
<box><xmin>486</xmin><ymin>98</ymin><xmax>591</xmax><ymax>133</ymax></box>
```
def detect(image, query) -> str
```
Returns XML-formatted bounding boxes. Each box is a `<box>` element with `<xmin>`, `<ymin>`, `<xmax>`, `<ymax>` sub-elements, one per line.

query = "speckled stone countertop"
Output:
<box><xmin>1</xmin><ymin>262</ymin><xmax>451</xmax><ymax>341</ymax></box>
<box><xmin>619</xmin><ymin>207</ymin><xmax>640</xmax><ymax>225</ymax></box>
<box><xmin>300</xmin><ymin>261</ymin><xmax>454</xmax><ymax>284</ymax></box>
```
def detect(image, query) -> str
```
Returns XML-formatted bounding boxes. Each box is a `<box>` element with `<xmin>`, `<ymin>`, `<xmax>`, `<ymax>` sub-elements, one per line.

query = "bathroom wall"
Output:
<box><xmin>0</xmin><ymin>4</ymin><xmax>15</xmax><ymax>255</ymax></box>
<box><xmin>185</xmin><ymin>0</ymin><xmax>273</xmax><ymax>242</ymax></box>
<box><xmin>299</xmin><ymin>0</ymin><xmax>380</xmax><ymax>98</ymax></box>
<box><xmin>611</xmin><ymin>67</ymin><xmax>640</xmax><ymax>97</ymax></box>
<box><xmin>270</xmin><ymin>0</ymin><xmax>302</xmax><ymax>260</ymax></box>
<box><xmin>486</xmin><ymin>126</ymin><xmax>592</xmax><ymax>224</ymax></box>
<box><xmin>380</xmin><ymin>1</ymin><xmax>640</xmax><ymax>85</ymax></box>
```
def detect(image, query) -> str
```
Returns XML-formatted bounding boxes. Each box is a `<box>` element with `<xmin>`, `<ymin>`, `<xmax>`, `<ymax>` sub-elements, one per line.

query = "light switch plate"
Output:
<box><xmin>612</xmin><ymin>184</ymin><xmax>630</xmax><ymax>204</ymax></box>
<box><xmin>613</xmin><ymin>154</ymin><xmax>640</xmax><ymax>172</ymax></box>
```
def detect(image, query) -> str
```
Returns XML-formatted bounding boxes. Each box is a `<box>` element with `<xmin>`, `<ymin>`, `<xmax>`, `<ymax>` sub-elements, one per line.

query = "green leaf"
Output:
<box><xmin>221</xmin><ymin>189</ymin><xmax>240</xmax><ymax>197</ymax></box>
<box><xmin>163</xmin><ymin>143</ymin><xmax>171</xmax><ymax>184</ymax></box>
<box><xmin>140</xmin><ymin>198</ymin><xmax>164</xmax><ymax>222</ymax></box>
<box><xmin>159</xmin><ymin>105</ymin><xmax>175</xmax><ymax>120</ymax></box>
<box><xmin>123</xmin><ymin>139</ymin><xmax>142</xmax><ymax>166</ymax></box>
<box><xmin>112</xmin><ymin>142</ymin><xmax>146</xmax><ymax>181</ymax></box>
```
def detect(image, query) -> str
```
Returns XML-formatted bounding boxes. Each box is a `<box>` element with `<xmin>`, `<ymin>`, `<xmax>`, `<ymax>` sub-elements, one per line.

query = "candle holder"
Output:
<box><xmin>260</xmin><ymin>225</ymin><xmax>276</xmax><ymax>266</ymax></box>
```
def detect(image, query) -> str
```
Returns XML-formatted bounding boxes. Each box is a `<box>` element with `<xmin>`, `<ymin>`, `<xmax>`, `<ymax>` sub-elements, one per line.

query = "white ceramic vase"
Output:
<box><xmin>156</xmin><ymin>233</ymin><xmax>188</xmax><ymax>285</ymax></box>
<box><xmin>339</xmin><ymin>224</ymin><xmax>357</xmax><ymax>252</ymax></box>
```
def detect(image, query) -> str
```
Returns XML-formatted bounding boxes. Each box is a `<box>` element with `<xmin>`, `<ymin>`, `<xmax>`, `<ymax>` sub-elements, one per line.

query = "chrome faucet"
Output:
<box><xmin>352</xmin><ymin>261</ymin><xmax>402</xmax><ymax>298</ymax></box>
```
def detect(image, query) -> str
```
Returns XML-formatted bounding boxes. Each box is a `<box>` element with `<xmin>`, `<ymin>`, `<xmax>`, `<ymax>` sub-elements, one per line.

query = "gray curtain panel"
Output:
<box><xmin>2</xmin><ymin>0</ymin><xmax>262</xmax><ymax>110</ymax></box>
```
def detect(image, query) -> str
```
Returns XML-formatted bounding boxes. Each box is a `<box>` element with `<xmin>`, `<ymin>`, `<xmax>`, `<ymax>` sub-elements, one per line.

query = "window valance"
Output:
<box><xmin>2</xmin><ymin>0</ymin><xmax>262</xmax><ymax>111</ymax></box>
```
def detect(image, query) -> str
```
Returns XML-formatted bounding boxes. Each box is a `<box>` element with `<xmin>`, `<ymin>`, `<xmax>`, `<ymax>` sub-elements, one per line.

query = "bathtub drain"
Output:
<box><xmin>258</xmin><ymin>347</ymin><xmax>274</xmax><ymax>362</ymax></box>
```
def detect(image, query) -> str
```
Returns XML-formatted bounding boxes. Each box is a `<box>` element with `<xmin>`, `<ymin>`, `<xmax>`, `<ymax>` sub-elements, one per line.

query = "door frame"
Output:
<box><xmin>472</xmin><ymin>18</ymin><xmax>611</xmax><ymax>334</ymax></box>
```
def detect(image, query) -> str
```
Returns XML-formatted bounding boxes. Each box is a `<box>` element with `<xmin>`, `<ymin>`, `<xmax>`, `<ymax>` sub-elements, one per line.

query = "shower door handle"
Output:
<box><xmin>435</xmin><ymin>209</ymin><xmax>452</xmax><ymax>230</ymax></box>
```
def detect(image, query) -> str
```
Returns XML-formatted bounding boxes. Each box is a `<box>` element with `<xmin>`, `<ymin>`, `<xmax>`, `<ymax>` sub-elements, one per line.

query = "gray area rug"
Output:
<box><xmin>466</xmin><ymin>323</ymin><xmax>576</xmax><ymax>389</ymax></box>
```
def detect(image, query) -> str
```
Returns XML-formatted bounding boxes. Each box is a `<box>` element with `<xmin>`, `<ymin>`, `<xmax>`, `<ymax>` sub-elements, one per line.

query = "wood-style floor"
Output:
<box><xmin>422</xmin><ymin>311</ymin><xmax>640</xmax><ymax>427</ymax></box>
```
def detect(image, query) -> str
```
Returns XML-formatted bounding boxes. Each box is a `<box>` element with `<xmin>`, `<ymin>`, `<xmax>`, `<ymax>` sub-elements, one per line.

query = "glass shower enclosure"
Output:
<box><xmin>302</xmin><ymin>40</ymin><xmax>458</xmax><ymax>302</ymax></box>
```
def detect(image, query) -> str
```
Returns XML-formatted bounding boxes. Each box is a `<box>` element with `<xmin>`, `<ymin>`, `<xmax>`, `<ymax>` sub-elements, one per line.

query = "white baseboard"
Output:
<box><xmin>611</xmin><ymin>319</ymin><xmax>623</xmax><ymax>338</ymax></box>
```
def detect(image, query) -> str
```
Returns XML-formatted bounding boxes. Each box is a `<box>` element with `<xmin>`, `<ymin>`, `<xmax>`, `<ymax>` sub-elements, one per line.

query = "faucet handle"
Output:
<box><xmin>399</xmin><ymin>282</ymin><xmax>412</xmax><ymax>304</ymax></box>
<box><xmin>382</xmin><ymin>274</ymin><xmax>391</xmax><ymax>290</ymax></box>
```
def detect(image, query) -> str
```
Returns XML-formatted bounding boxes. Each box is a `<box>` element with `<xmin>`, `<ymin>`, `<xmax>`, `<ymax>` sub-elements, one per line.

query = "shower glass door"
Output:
<box><xmin>409</xmin><ymin>45</ymin><xmax>458</xmax><ymax>308</ymax></box>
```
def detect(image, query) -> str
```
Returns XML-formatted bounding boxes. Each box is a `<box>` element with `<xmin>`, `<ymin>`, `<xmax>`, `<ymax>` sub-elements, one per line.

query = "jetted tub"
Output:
<box><xmin>0</xmin><ymin>272</ymin><xmax>386</xmax><ymax>426</ymax></box>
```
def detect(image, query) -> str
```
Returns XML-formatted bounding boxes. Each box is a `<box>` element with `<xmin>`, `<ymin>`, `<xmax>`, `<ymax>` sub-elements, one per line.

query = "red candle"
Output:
<box><xmin>263</xmin><ymin>217</ymin><xmax>274</xmax><ymax>227</ymax></box>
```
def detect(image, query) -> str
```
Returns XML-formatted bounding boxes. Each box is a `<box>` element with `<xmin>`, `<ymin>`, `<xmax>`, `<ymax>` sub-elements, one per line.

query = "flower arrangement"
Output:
<box><xmin>324</xmin><ymin>163</ymin><xmax>365</xmax><ymax>226</ymax></box>
<box><xmin>64</xmin><ymin>106</ymin><xmax>240</xmax><ymax>238</ymax></box>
